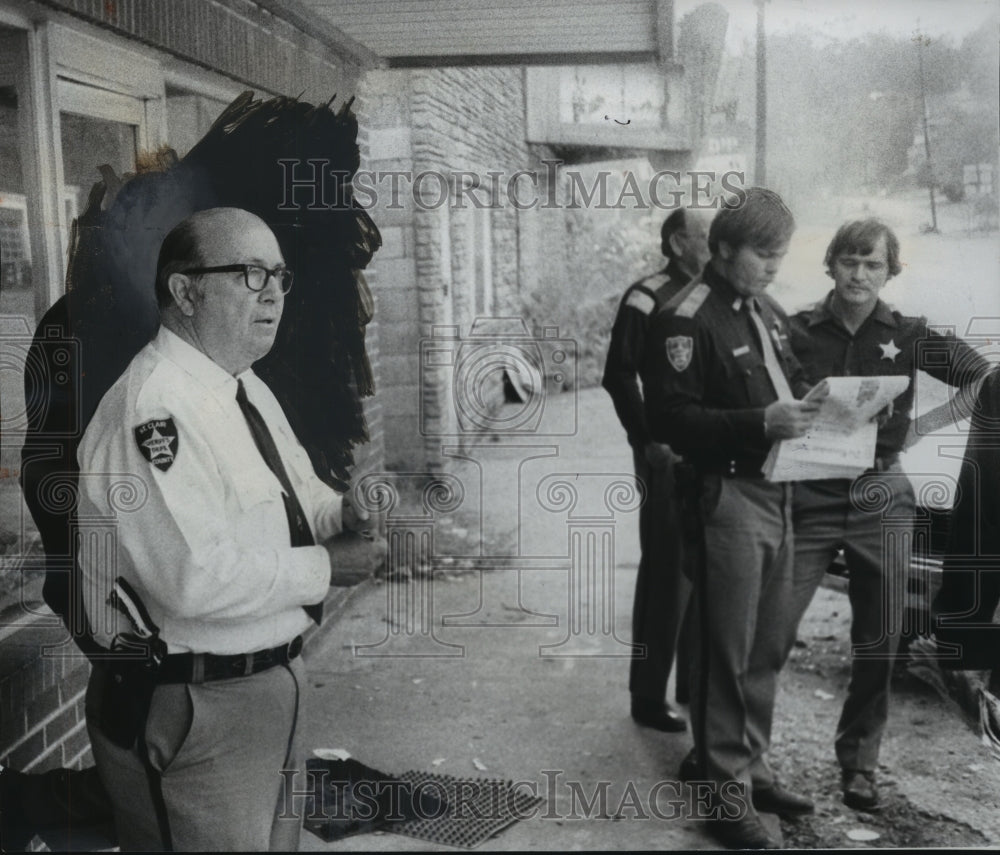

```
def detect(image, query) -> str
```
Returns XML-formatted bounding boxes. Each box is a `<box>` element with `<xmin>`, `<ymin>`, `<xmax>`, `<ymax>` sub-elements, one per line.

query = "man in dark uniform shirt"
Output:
<box><xmin>602</xmin><ymin>207</ymin><xmax>711</xmax><ymax>733</ymax></box>
<box><xmin>645</xmin><ymin>188</ymin><xmax>824</xmax><ymax>850</ymax></box>
<box><xmin>782</xmin><ymin>218</ymin><xmax>992</xmax><ymax>812</ymax></box>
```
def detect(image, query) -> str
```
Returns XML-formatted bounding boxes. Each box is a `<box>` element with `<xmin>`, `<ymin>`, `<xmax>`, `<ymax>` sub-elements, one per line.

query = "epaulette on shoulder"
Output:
<box><xmin>883</xmin><ymin>301</ymin><xmax>919</xmax><ymax>325</ymax></box>
<box><xmin>640</xmin><ymin>271</ymin><xmax>669</xmax><ymax>290</ymax></box>
<box><xmin>668</xmin><ymin>281</ymin><xmax>711</xmax><ymax>319</ymax></box>
<box><xmin>790</xmin><ymin>299</ymin><xmax>821</xmax><ymax>320</ymax></box>
<box><xmin>625</xmin><ymin>289</ymin><xmax>657</xmax><ymax>315</ymax></box>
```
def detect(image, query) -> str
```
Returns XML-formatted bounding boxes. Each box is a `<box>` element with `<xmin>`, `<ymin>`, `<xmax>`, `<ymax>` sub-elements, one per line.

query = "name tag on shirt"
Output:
<box><xmin>732</xmin><ymin>345</ymin><xmax>750</xmax><ymax>357</ymax></box>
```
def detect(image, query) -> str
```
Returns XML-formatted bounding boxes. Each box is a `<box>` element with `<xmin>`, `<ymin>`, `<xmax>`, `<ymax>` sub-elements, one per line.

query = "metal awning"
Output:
<box><xmin>295</xmin><ymin>0</ymin><xmax>674</xmax><ymax>67</ymax></box>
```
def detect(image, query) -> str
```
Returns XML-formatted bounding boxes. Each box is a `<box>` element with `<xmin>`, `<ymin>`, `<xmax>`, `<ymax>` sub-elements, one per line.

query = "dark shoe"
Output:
<box><xmin>677</xmin><ymin>751</ymin><xmax>699</xmax><ymax>782</ymax></box>
<box><xmin>631</xmin><ymin>698</ymin><xmax>687</xmax><ymax>733</ymax></box>
<box><xmin>841</xmin><ymin>769</ymin><xmax>879</xmax><ymax>811</ymax></box>
<box><xmin>706</xmin><ymin>814</ymin><xmax>780</xmax><ymax>850</ymax></box>
<box><xmin>752</xmin><ymin>783</ymin><xmax>814</xmax><ymax>817</ymax></box>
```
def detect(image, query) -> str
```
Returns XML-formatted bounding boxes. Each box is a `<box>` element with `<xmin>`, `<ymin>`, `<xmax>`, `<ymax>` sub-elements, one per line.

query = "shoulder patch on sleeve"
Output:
<box><xmin>625</xmin><ymin>290</ymin><xmax>657</xmax><ymax>315</ymax></box>
<box><xmin>666</xmin><ymin>336</ymin><xmax>694</xmax><ymax>371</ymax></box>
<box><xmin>134</xmin><ymin>417</ymin><xmax>178</xmax><ymax>471</ymax></box>
<box><xmin>672</xmin><ymin>282</ymin><xmax>711</xmax><ymax>319</ymax></box>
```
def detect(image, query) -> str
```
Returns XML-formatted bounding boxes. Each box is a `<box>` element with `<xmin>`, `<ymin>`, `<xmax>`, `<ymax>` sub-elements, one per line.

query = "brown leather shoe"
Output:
<box><xmin>752</xmin><ymin>783</ymin><xmax>814</xmax><ymax>817</ymax></box>
<box><xmin>706</xmin><ymin>813</ymin><xmax>780</xmax><ymax>850</ymax></box>
<box><xmin>841</xmin><ymin>769</ymin><xmax>879</xmax><ymax>811</ymax></box>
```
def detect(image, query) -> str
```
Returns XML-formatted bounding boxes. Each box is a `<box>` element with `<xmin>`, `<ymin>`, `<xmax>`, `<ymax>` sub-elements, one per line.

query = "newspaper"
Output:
<box><xmin>763</xmin><ymin>375</ymin><xmax>911</xmax><ymax>481</ymax></box>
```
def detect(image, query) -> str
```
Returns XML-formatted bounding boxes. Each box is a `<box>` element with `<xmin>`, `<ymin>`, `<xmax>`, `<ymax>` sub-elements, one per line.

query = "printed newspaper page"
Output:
<box><xmin>764</xmin><ymin>376</ymin><xmax>911</xmax><ymax>481</ymax></box>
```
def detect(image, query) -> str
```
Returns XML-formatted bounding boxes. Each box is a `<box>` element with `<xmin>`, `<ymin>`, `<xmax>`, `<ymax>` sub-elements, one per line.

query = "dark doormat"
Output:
<box><xmin>302</xmin><ymin>759</ymin><xmax>543</xmax><ymax>849</ymax></box>
<box><xmin>389</xmin><ymin>771</ymin><xmax>544</xmax><ymax>849</ymax></box>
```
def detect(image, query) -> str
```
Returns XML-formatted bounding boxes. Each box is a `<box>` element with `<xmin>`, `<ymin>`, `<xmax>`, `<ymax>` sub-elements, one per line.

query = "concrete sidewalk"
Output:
<box><xmin>295</xmin><ymin>384</ymin><xmax>1000</xmax><ymax>851</ymax></box>
<box><xmin>295</xmin><ymin>386</ymin><xmax>755</xmax><ymax>850</ymax></box>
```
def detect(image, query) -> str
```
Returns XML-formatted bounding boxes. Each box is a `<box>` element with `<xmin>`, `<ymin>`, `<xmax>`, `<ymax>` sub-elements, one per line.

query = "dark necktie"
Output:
<box><xmin>236</xmin><ymin>379</ymin><xmax>323</xmax><ymax>624</ymax></box>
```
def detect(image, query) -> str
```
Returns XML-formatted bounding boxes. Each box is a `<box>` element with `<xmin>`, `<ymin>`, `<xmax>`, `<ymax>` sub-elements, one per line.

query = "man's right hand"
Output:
<box><xmin>764</xmin><ymin>399</ymin><xmax>822</xmax><ymax>439</ymax></box>
<box><xmin>324</xmin><ymin>532</ymin><xmax>387</xmax><ymax>587</ymax></box>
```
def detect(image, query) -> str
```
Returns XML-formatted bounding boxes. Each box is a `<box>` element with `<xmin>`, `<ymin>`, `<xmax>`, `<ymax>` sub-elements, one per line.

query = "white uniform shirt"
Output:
<box><xmin>77</xmin><ymin>327</ymin><xmax>341</xmax><ymax>655</ymax></box>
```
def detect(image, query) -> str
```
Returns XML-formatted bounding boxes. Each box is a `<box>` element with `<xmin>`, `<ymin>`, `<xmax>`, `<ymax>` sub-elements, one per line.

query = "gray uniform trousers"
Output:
<box><xmin>688</xmin><ymin>476</ymin><xmax>795</xmax><ymax>794</ymax></box>
<box><xmin>783</xmin><ymin>467</ymin><xmax>913</xmax><ymax>772</ymax></box>
<box><xmin>629</xmin><ymin>448</ymin><xmax>694</xmax><ymax>703</ymax></box>
<box><xmin>86</xmin><ymin>655</ymin><xmax>306</xmax><ymax>851</ymax></box>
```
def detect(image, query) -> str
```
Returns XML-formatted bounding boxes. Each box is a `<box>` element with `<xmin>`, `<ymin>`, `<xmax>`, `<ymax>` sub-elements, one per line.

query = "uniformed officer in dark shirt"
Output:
<box><xmin>602</xmin><ymin>207</ymin><xmax>712</xmax><ymax>733</ymax></box>
<box><xmin>645</xmin><ymin>188</ymin><xmax>824</xmax><ymax>850</ymax></box>
<box><xmin>782</xmin><ymin>218</ymin><xmax>993</xmax><ymax>812</ymax></box>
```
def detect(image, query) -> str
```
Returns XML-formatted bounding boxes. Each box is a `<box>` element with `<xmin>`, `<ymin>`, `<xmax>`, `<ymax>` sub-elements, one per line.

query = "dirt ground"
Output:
<box><xmin>769</xmin><ymin>586</ymin><xmax>1000</xmax><ymax>850</ymax></box>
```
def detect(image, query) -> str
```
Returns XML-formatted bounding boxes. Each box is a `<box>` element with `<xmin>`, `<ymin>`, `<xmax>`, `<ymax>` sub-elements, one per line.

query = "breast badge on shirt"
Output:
<box><xmin>134</xmin><ymin>418</ymin><xmax>179</xmax><ymax>471</ymax></box>
<box><xmin>666</xmin><ymin>336</ymin><xmax>693</xmax><ymax>372</ymax></box>
<box><xmin>879</xmin><ymin>338</ymin><xmax>901</xmax><ymax>362</ymax></box>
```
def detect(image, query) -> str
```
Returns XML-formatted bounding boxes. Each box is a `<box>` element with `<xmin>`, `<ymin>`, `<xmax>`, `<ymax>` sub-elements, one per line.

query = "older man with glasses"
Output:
<box><xmin>77</xmin><ymin>207</ymin><xmax>384</xmax><ymax>851</ymax></box>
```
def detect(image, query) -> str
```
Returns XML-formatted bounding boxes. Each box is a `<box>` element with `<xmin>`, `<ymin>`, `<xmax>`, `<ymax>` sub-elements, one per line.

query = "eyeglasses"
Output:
<box><xmin>182</xmin><ymin>264</ymin><xmax>294</xmax><ymax>294</ymax></box>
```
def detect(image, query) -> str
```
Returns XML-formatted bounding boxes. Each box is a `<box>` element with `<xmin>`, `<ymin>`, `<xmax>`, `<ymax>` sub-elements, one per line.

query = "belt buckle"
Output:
<box><xmin>229</xmin><ymin>654</ymin><xmax>253</xmax><ymax>678</ymax></box>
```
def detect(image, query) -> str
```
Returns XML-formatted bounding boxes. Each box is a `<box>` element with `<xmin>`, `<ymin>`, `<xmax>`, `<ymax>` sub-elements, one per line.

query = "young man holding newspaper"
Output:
<box><xmin>781</xmin><ymin>218</ymin><xmax>992</xmax><ymax>812</ymax></box>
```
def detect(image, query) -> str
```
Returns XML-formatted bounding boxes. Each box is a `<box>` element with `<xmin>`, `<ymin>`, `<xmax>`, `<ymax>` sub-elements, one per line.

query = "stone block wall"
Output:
<box><xmin>360</xmin><ymin>65</ymin><xmax>557</xmax><ymax>472</ymax></box>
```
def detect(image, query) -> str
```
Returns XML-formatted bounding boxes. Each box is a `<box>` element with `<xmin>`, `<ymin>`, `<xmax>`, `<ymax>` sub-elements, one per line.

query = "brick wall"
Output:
<box><xmin>0</xmin><ymin>624</ymin><xmax>93</xmax><ymax>772</ymax></box>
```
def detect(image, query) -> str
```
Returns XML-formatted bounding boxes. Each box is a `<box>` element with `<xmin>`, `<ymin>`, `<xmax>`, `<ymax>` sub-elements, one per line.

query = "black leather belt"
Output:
<box><xmin>156</xmin><ymin>636</ymin><xmax>303</xmax><ymax>684</ymax></box>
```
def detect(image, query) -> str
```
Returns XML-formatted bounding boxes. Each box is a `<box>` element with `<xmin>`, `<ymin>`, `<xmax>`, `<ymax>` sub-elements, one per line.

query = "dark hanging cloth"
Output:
<box><xmin>932</xmin><ymin>368</ymin><xmax>1000</xmax><ymax>670</ymax></box>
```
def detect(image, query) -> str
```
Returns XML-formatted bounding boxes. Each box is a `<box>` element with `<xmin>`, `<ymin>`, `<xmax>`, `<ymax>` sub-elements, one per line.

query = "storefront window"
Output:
<box><xmin>59</xmin><ymin>112</ymin><xmax>137</xmax><ymax>238</ymax></box>
<box><xmin>165</xmin><ymin>89</ymin><xmax>228</xmax><ymax>158</ymax></box>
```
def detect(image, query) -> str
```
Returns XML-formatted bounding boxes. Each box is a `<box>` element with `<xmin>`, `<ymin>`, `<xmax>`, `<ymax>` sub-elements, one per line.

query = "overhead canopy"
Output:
<box><xmin>297</xmin><ymin>0</ymin><xmax>674</xmax><ymax>67</ymax></box>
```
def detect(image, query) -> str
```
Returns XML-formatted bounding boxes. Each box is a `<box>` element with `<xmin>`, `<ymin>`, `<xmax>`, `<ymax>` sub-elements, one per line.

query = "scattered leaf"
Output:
<box><xmin>432</xmin><ymin>758</ymin><xmax>447</xmax><ymax>767</ymax></box>
<box><xmin>814</xmin><ymin>689</ymin><xmax>835</xmax><ymax>701</ymax></box>
<box><xmin>412</xmin><ymin>678</ymin><xmax>423</xmax><ymax>684</ymax></box>
<box><xmin>472</xmin><ymin>757</ymin><xmax>488</xmax><ymax>771</ymax></box>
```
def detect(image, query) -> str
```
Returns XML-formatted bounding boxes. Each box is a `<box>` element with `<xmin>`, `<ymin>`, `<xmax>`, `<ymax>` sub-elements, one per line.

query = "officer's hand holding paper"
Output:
<box><xmin>763</xmin><ymin>379</ymin><xmax>829</xmax><ymax>439</ymax></box>
<box><xmin>763</xmin><ymin>375</ymin><xmax>910</xmax><ymax>481</ymax></box>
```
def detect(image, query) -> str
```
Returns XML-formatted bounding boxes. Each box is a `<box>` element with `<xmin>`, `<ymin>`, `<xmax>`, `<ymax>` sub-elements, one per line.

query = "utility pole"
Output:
<box><xmin>755</xmin><ymin>0</ymin><xmax>767</xmax><ymax>185</ymax></box>
<box><xmin>915</xmin><ymin>26</ymin><xmax>939</xmax><ymax>232</ymax></box>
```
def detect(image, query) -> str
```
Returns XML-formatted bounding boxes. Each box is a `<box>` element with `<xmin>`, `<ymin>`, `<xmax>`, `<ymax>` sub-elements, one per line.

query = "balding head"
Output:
<box><xmin>155</xmin><ymin>208</ymin><xmax>274</xmax><ymax>309</ymax></box>
<box><xmin>661</xmin><ymin>208</ymin><xmax>713</xmax><ymax>279</ymax></box>
<box><xmin>156</xmin><ymin>208</ymin><xmax>287</xmax><ymax>375</ymax></box>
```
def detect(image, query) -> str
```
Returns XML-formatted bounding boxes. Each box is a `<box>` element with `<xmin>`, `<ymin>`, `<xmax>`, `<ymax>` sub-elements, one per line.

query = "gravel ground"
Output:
<box><xmin>769</xmin><ymin>587</ymin><xmax>1000</xmax><ymax>850</ymax></box>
